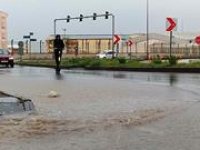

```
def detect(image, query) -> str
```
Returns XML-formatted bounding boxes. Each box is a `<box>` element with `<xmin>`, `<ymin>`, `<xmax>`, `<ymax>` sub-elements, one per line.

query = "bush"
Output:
<box><xmin>86</xmin><ymin>59</ymin><xmax>101</xmax><ymax>68</ymax></box>
<box><xmin>65</xmin><ymin>57</ymin><xmax>93</xmax><ymax>67</ymax></box>
<box><xmin>168</xmin><ymin>56</ymin><xmax>177</xmax><ymax>65</ymax></box>
<box><xmin>78</xmin><ymin>58</ymin><xmax>93</xmax><ymax>67</ymax></box>
<box><xmin>118</xmin><ymin>57</ymin><xmax>126</xmax><ymax>64</ymax></box>
<box><xmin>152</xmin><ymin>55</ymin><xmax>162</xmax><ymax>64</ymax></box>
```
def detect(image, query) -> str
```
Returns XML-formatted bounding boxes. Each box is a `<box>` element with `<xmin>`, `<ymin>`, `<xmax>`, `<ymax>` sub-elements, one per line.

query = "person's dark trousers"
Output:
<box><xmin>54</xmin><ymin>49</ymin><xmax>62</xmax><ymax>69</ymax></box>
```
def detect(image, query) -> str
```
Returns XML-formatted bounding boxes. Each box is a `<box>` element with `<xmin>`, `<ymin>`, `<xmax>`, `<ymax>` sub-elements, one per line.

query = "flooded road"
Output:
<box><xmin>0</xmin><ymin>66</ymin><xmax>200</xmax><ymax>150</ymax></box>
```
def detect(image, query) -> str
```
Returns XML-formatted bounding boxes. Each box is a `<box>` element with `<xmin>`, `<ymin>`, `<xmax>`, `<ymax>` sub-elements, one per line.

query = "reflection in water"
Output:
<box><xmin>11</xmin><ymin>67</ymin><xmax>200</xmax><ymax>87</ymax></box>
<box><xmin>55</xmin><ymin>72</ymin><xmax>64</xmax><ymax>80</ymax></box>
<box><xmin>169</xmin><ymin>74</ymin><xmax>178</xmax><ymax>86</ymax></box>
<box><xmin>67</xmin><ymin>70</ymin><xmax>181</xmax><ymax>86</ymax></box>
<box><xmin>0</xmin><ymin>68</ymin><xmax>11</xmax><ymax>75</ymax></box>
<box><xmin>68</xmin><ymin>70</ymin><xmax>180</xmax><ymax>84</ymax></box>
<box><xmin>113</xmin><ymin>73</ymin><xmax>127</xmax><ymax>79</ymax></box>
<box><xmin>67</xmin><ymin>70</ymin><xmax>105</xmax><ymax>77</ymax></box>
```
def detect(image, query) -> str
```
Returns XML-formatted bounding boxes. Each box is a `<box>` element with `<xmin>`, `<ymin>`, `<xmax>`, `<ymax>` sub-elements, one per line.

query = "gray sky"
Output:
<box><xmin>1</xmin><ymin>0</ymin><xmax>200</xmax><ymax>40</ymax></box>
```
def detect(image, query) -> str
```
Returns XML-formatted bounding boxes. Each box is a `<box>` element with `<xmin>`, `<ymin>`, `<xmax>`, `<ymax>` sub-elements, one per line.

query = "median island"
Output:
<box><xmin>16</xmin><ymin>56</ymin><xmax>200</xmax><ymax>73</ymax></box>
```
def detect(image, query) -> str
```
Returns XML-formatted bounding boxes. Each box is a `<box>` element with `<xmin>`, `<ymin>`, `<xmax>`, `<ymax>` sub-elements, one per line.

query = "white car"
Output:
<box><xmin>96</xmin><ymin>50</ymin><xmax>116</xmax><ymax>59</ymax></box>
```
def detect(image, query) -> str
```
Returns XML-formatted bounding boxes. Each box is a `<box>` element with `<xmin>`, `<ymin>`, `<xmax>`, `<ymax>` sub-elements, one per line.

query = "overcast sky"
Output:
<box><xmin>1</xmin><ymin>0</ymin><xmax>200</xmax><ymax>40</ymax></box>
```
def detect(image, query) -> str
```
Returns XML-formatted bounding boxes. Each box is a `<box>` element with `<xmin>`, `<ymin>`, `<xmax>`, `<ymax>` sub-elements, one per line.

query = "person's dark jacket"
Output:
<box><xmin>54</xmin><ymin>39</ymin><xmax>64</xmax><ymax>50</ymax></box>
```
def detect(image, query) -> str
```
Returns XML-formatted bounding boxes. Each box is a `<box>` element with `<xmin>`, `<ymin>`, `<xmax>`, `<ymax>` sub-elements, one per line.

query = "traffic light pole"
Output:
<box><xmin>54</xmin><ymin>18</ymin><xmax>67</xmax><ymax>35</ymax></box>
<box><xmin>53</xmin><ymin>12</ymin><xmax>115</xmax><ymax>57</ymax></box>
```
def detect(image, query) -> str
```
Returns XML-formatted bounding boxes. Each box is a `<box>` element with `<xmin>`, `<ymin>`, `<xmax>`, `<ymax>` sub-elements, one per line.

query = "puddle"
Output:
<box><xmin>0</xmin><ymin>92</ymin><xmax>35</xmax><ymax>115</ymax></box>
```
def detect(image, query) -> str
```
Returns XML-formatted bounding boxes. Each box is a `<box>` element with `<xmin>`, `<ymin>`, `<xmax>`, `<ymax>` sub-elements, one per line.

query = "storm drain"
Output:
<box><xmin>0</xmin><ymin>92</ymin><xmax>34</xmax><ymax>115</ymax></box>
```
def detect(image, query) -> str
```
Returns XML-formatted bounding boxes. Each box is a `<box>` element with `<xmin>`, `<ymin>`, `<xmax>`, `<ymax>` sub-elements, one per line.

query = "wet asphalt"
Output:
<box><xmin>0</xmin><ymin>66</ymin><xmax>200</xmax><ymax>150</ymax></box>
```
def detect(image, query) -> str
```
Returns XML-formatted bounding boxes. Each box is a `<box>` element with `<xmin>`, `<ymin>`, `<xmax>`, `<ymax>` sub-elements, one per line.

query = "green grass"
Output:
<box><xmin>16</xmin><ymin>57</ymin><xmax>200</xmax><ymax>69</ymax></box>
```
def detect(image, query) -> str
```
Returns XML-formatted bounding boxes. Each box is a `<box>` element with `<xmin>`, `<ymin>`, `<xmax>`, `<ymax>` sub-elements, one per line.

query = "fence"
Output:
<box><xmin>9</xmin><ymin>39</ymin><xmax>200</xmax><ymax>59</ymax></box>
<box><xmin>149</xmin><ymin>43</ymin><xmax>200</xmax><ymax>59</ymax></box>
<box><xmin>8</xmin><ymin>40</ymin><xmax>47</xmax><ymax>54</ymax></box>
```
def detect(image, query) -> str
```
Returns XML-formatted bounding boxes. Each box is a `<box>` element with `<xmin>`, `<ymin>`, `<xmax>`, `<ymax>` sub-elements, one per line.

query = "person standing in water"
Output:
<box><xmin>53</xmin><ymin>34</ymin><xmax>64</xmax><ymax>72</ymax></box>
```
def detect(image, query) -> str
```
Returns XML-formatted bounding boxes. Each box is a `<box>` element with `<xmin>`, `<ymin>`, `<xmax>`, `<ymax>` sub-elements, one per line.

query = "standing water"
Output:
<box><xmin>0</xmin><ymin>67</ymin><xmax>200</xmax><ymax>150</ymax></box>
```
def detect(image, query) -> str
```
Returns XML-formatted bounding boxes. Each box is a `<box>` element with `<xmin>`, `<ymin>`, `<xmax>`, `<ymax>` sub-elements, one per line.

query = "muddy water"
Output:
<box><xmin>0</xmin><ymin>67</ymin><xmax>200</xmax><ymax>149</ymax></box>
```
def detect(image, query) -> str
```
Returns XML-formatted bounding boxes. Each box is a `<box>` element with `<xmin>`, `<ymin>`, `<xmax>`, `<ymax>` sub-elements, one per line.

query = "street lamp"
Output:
<box><xmin>62</xmin><ymin>28</ymin><xmax>66</xmax><ymax>38</ymax></box>
<box><xmin>40</xmin><ymin>40</ymin><xmax>42</xmax><ymax>54</ymax></box>
<box><xmin>11</xmin><ymin>39</ymin><xmax>14</xmax><ymax>53</ymax></box>
<box><xmin>146</xmin><ymin>0</ymin><xmax>149</xmax><ymax>60</ymax></box>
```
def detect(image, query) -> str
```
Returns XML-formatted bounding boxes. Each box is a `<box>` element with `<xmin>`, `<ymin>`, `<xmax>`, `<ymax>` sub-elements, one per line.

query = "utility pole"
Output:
<box><xmin>146</xmin><ymin>0</ymin><xmax>149</xmax><ymax>60</ymax></box>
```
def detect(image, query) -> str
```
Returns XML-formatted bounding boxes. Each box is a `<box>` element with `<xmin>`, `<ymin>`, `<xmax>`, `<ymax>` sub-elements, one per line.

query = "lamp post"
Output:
<box><xmin>11</xmin><ymin>39</ymin><xmax>14</xmax><ymax>54</ymax></box>
<box><xmin>111</xmin><ymin>14</ymin><xmax>115</xmax><ymax>58</ymax></box>
<box><xmin>62</xmin><ymin>28</ymin><xmax>66</xmax><ymax>38</ymax></box>
<box><xmin>40</xmin><ymin>40</ymin><xmax>42</xmax><ymax>54</ymax></box>
<box><xmin>146</xmin><ymin>0</ymin><xmax>149</xmax><ymax>60</ymax></box>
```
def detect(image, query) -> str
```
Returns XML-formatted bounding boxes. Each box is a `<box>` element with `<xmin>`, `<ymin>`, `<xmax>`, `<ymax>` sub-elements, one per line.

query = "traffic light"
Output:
<box><xmin>93</xmin><ymin>13</ymin><xmax>97</xmax><ymax>20</ymax></box>
<box><xmin>67</xmin><ymin>15</ymin><xmax>70</xmax><ymax>22</ymax></box>
<box><xmin>80</xmin><ymin>14</ymin><xmax>83</xmax><ymax>21</ymax></box>
<box><xmin>105</xmin><ymin>11</ymin><xmax>109</xmax><ymax>19</ymax></box>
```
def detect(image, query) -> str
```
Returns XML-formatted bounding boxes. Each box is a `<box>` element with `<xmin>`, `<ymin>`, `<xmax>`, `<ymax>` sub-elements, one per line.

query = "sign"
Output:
<box><xmin>195</xmin><ymin>36</ymin><xmax>200</xmax><ymax>45</ymax></box>
<box><xmin>127</xmin><ymin>40</ymin><xmax>133</xmax><ymax>46</ymax></box>
<box><xmin>23</xmin><ymin>35</ymin><xmax>30</xmax><ymax>39</ymax></box>
<box><xmin>166</xmin><ymin>17</ymin><xmax>177</xmax><ymax>31</ymax></box>
<box><xmin>18</xmin><ymin>41</ymin><xmax>23</xmax><ymax>48</ymax></box>
<box><xmin>30</xmin><ymin>39</ymin><xmax>37</xmax><ymax>41</ymax></box>
<box><xmin>121</xmin><ymin>35</ymin><xmax>129</xmax><ymax>40</ymax></box>
<box><xmin>18</xmin><ymin>41</ymin><xmax>24</xmax><ymax>55</ymax></box>
<box><xmin>113</xmin><ymin>34</ymin><xmax>121</xmax><ymax>45</ymax></box>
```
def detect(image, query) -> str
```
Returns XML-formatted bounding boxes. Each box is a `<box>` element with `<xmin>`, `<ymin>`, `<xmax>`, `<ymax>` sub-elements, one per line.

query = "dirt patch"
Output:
<box><xmin>0</xmin><ymin>109</ymin><xmax>165</xmax><ymax>140</ymax></box>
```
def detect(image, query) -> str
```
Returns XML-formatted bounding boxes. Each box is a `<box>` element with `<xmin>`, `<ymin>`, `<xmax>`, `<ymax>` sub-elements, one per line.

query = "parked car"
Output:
<box><xmin>0</xmin><ymin>49</ymin><xmax>14</xmax><ymax>68</ymax></box>
<box><xmin>96</xmin><ymin>50</ymin><xmax>116</xmax><ymax>59</ymax></box>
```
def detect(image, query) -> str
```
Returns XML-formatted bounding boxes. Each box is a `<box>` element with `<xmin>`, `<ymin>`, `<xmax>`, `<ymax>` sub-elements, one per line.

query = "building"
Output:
<box><xmin>46</xmin><ymin>34</ymin><xmax>113</xmax><ymax>54</ymax></box>
<box><xmin>0</xmin><ymin>10</ymin><xmax>8</xmax><ymax>49</ymax></box>
<box><xmin>46</xmin><ymin>33</ymin><xmax>200</xmax><ymax>59</ymax></box>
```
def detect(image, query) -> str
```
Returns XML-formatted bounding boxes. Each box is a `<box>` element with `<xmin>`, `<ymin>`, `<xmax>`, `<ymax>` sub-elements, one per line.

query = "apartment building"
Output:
<box><xmin>0</xmin><ymin>10</ymin><xmax>8</xmax><ymax>48</ymax></box>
